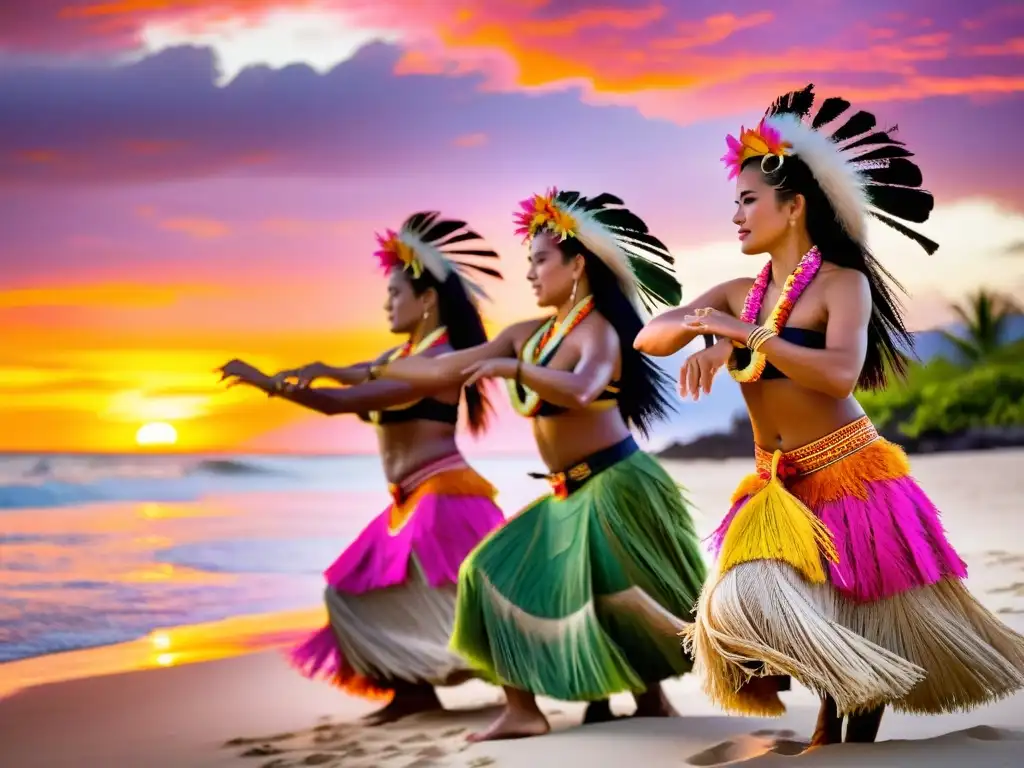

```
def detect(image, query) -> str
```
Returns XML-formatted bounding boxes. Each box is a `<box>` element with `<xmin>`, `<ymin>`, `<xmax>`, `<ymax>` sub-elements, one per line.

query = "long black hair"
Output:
<box><xmin>558</xmin><ymin>236</ymin><xmax>676</xmax><ymax>436</ymax></box>
<box><xmin>404</xmin><ymin>269</ymin><xmax>492</xmax><ymax>435</ymax></box>
<box><xmin>743</xmin><ymin>154</ymin><xmax>911</xmax><ymax>390</ymax></box>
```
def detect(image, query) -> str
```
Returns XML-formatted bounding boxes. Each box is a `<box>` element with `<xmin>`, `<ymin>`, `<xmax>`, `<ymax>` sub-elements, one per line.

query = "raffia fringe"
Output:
<box><xmin>682</xmin><ymin>562</ymin><xmax>926</xmax><ymax>717</ymax></box>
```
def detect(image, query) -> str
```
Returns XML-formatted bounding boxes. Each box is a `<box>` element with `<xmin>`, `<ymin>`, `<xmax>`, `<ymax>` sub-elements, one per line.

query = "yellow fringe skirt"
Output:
<box><xmin>683</xmin><ymin>417</ymin><xmax>1024</xmax><ymax>716</ymax></box>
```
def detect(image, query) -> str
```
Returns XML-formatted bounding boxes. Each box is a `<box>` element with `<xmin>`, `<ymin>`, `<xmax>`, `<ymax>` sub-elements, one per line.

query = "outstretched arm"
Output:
<box><xmin>376</xmin><ymin>322</ymin><xmax>530</xmax><ymax>386</ymax></box>
<box><xmin>220</xmin><ymin>352</ymin><xmax>453</xmax><ymax>416</ymax></box>
<box><xmin>634</xmin><ymin>278</ymin><xmax>748</xmax><ymax>356</ymax></box>
<box><xmin>516</xmin><ymin>323</ymin><xmax>617</xmax><ymax>408</ymax></box>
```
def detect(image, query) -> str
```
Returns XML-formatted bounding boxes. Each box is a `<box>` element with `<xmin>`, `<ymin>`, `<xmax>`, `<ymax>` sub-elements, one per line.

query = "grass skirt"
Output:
<box><xmin>288</xmin><ymin>463</ymin><xmax>504</xmax><ymax>700</ymax></box>
<box><xmin>450</xmin><ymin>447</ymin><xmax>707</xmax><ymax>701</ymax></box>
<box><xmin>684</xmin><ymin>417</ymin><xmax>1024</xmax><ymax>716</ymax></box>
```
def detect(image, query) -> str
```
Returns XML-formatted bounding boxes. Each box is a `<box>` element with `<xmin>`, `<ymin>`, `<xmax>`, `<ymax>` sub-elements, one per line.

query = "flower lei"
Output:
<box><xmin>507</xmin><ymin>296</ymin><xmax>594</xmax><ymax>416</ymax></box>
<box><xmin>368</xmin><ymin>326</ymin><xmax>449</xmax><ymax>423</ymax></box>
<box><xmin>728</xmin><ymin>246</ymin><xmax>823</xmax><ymax>384</ymax></box>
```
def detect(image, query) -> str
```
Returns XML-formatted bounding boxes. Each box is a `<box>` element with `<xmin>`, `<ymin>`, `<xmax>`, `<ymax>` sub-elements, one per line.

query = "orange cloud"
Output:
<box><xmin>968</xmin><ymin>37</ymin><xmax>1024</xmax><ymax>55</ymax></box>
<box><xmin>0</xmin><ymin>283</ymin><xmax>218</xmax><ymax>309</ymax></box>
<box><xmin>158</xmin><ymin>217</ymin><xmax>231</xmax><ymax>239</ymax></box>
<box><xmin>452</xmin><ymin>132</ymin><xmax>487</xmax><ymax>148</ymax></box>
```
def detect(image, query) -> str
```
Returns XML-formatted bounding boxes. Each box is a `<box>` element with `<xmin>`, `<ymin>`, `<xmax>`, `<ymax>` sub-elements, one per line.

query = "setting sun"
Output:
<box><xmin>135</xmin><ymin>422</ymin><xmax>179</xmax><ymax>447</ymax></box>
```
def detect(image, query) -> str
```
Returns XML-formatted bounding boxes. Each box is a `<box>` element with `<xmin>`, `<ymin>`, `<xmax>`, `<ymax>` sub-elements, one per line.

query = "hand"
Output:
<box><xmin>679</xmin><ymin>341</ymin><xmax>732</xmax><ymax>401</ymax></box>
<box><xmin>216</xmin><ymin>359</ymin><xmax>271</xmax><ymax>391</ymax></box>
<box><xmin>270</xmin><ymin>361</ymin><xmax>328</xmax><ymax>389</ymax></box>
<box><xmin>462</xmin><ymin>358</ymin><xmax>517</xmax><ymax>388</ymax></box>
<box><xmin>680</xmin><ymin>307</ymin><xmax>753</xmax><ymax>344</ymax></box>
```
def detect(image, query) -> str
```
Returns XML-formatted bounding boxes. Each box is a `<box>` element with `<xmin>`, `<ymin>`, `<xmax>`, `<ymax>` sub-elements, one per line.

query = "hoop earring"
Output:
<box><xmin>422</xmin><ymin>309</ymin><xmax>429</xmax><ymax>321</ymax></box>
<box><xmin>570</xmin><ymin>278</ymin><xmax>578</xmax><ymax>304</ymax></box>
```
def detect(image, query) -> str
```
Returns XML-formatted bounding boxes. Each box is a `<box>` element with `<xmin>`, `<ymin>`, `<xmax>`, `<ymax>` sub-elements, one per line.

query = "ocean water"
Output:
<box><xmin>0</xmin><ymin>452</ymin><xmax>546</xmax><ymax>664</ymax></box>
<box><xmin>4</xmin><ymin>448</ymin><xmax>1023</xmax><ymax>668</ymax></box>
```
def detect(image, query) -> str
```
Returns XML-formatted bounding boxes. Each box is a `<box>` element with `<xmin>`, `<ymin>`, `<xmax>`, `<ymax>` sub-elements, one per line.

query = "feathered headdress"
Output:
<box><xmin>513</xmin><ymin>188</ymin><xmax>682</xmax><ymax>313</ymax></box>
<box><xmin>374</xmin><ymin>212</ymin><xmax>502</xmax><ymax>299</ymax></box>
<box><xmin>722</xmin><ymin>83</ymin><xmax>938</xmax><ymax>255</ymax></box>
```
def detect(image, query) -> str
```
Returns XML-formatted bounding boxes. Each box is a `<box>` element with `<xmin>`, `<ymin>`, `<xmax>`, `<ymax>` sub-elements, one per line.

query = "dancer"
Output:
<box><xmin>370</xmin><ymin>189</ymin><xmax>708</xmax><ymax>741</ymax></box>
<box><xmin>217</xmin><ymin>212</ymin><xmax>506</xmax><ymax>725</ymax></box>
<box><xmin>636</xmin><ymin>83</ymin><xmax>1024</xmax><ymax>746</ymax></box>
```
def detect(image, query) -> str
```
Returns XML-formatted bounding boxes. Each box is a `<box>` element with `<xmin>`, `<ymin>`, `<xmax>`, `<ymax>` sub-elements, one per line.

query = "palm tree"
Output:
<box><xmin>940</xmin><ymin>289</ymin><xmax>1023</xmax><ymax>362</ymax></box>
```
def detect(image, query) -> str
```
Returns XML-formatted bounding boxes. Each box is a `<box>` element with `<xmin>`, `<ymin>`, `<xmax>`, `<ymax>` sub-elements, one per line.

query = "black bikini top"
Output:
<box><xmin>531</xmin><ymin>381</ymin><xmax>621</xmax><ymax>418</ymax></box>
<box><xmin>357</xmin><ymin>397</ymin><xmax>458</xmax><ymax>426</ymax></box>
<box><xmin>732</xmin><ymin>327</ymin><xmax>825</xmax><ymax>379</ymax></box>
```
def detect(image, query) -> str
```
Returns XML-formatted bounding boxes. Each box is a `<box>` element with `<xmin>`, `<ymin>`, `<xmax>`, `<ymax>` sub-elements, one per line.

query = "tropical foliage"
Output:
<box><xmin>859</xmin><ymin>291</ymin><xmax>1024</xmax><ymax>438</ymax></box>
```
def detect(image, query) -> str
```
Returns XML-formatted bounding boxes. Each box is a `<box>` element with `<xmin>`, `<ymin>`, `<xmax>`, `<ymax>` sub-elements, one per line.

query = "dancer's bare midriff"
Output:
<box><xmin>742</xmin><ymin>378</ymin><xmax>866</xmax><ymax>453</ymax></box>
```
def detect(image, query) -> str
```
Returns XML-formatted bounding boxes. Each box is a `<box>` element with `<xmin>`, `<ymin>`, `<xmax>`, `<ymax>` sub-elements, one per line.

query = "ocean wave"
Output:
<box><xmin>188</xmin><ymin>458</ymin><xmax>285</xmax><ymax>476</ymax></box>
<box><xmin>0</xmin><ymin>479</ymin><xmax>201</xmax><ymax>511</ymax></box>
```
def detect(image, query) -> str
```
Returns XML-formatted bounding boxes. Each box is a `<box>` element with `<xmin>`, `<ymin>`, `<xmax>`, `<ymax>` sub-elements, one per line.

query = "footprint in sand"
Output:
<box><xmin>416</xmin><ymin>746</ymin><xmax>448</xmax><ymax>759</ymax></box>
<box><xmin>260</xmin><ymin>760</ymin><xmax>292</xmax><ymax>768</ymax></box>
<box><xmin>686</xmin><ymin>732</ymin><xmax>809</xmax><ymax>766</ymax></box>
<box><xmin>400</xmin><ymin>733</ymin><xmax>432</xmax><ymax>744</ymax></box>
<box><xmin>441</xmin><ymin>727</ymin><xmax>467</xmax><ymax>737</ymax></box>
<box><xmin>225</xmin><ymin>733</ymin><xmax>296</xmax><ymax>747</ymax></box>
<box><xmin>466</xmin><ymin>758</ymin><xmax>496</xmax><ymax>767</ymax></box>
<box><xmin>241</xmin><ymin>744</ymin><xmax>285</xmax><ymax>757</ymax></box>
<box><xmin>301</xmin><ymin>755</ymin><xmax>336</xmax><ymax>766</ymax></box>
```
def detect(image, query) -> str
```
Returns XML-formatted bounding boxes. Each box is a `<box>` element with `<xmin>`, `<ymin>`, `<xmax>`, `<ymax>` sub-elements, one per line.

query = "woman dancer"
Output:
<box><xmin>370</xmin><ymin>189</ymin><xmax>708</xmax><ymax>741</ymax></box>
<box><xmin>217</xmin><ymin>212</ymin><xmax>506</xmax><ymax>725</ymax></box>
<box><xmin>636</xmin><ymin>84</ymin><xmax>1024</xmax><ymax>746</ymax></box>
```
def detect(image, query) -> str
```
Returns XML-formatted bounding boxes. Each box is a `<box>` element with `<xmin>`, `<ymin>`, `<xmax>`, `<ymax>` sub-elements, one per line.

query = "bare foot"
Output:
<box><xmin>633</xmin><ymin>685</ymin><xmax>678</xmax><ymax>718</ymax></box>
<box><xmin>466</xmin><ymin>707</ymin><xmax>550</xmax><ymax>742</ymax></box>
<box><xmin>362</xmin><ymin>687</ymin><xmax>443</xmax><ymax>726</ymax></box>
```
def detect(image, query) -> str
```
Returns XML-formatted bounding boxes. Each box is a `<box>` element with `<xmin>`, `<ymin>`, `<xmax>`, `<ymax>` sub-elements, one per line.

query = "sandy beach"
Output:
<box><xmin>2</xmin><ymin>449</ymin><xmax>1023</xmax><ymax>767</ymax></box>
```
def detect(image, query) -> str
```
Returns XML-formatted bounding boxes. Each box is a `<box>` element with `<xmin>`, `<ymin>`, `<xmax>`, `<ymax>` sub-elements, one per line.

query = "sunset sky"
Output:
<box><xmin>2</xmin><ymin>0</ymin><xmax>1023</xmax><ymax>454</ymax></box>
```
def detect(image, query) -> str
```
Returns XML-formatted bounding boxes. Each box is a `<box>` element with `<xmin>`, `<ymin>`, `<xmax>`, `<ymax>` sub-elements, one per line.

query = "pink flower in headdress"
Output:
<box><xmin>374</xmin><ymin>229</ymin><xmax>421</xmax><ymax>277</ymax></box>
<box><xmin>721</xmin><ymin>118</ymin><xmax>791</xmax><ymax>180</ymax></box>
<box><xmin>513</xmin><ymin>187</ymin><xmax>577</xmax><ymax>243</ymax></box>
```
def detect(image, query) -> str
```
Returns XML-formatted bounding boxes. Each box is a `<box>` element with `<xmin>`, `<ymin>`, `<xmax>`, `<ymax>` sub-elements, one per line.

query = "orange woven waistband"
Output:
<box><xmin>754</xmin><ymin>416</ymin><xmax>880</xmax><ymax>477</ymax></box>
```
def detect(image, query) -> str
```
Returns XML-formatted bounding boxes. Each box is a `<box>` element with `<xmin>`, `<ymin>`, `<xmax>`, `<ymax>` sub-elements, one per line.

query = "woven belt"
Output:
<box><xmin>754</xmin><ymin>416</ymin><xmax>880</xmax><ymax>478</ymax></box>
<box><xmin>387</xmin><ymin>453</ymin><xmax>466</xmax><ymax>505</ymax></box>
<box><xmin>529</xmin><ymin>436</ymin><xmax>638</xmax><ymax>500</ymax></box>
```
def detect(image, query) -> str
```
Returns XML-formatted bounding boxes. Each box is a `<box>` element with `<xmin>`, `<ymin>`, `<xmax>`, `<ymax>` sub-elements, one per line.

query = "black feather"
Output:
<box><xmin>852</xmin><ymin>145</ymin><xmax>915</xmax><ymax>162</ymax></box>
<box><xmin>446</xmin><ymin>248</ymin><xmax>501</xmax><ymax>258</ymax></box>
<box><xmin>865</xmin><ymin>184</ymin><xmax>934</xmax><ymax>223</ymax></box>
<box><xmin>436</xmin><ymin>230</ymin><xmax>485</xmax><ymax>247</ymax></box>
<box><xmin>594</xmin><ymin>207</ymin><xmax>652</xmax><ymax>234</ymax></box>
<box><xmin>422</xmin><ymin>218</ymin><xmax>467</xmax><ymax>243</ymax></box>
<box><xmin>812</xmin><ymin>96</ymin><xmax>850</xmax><ymax>129</ymax></box>
<box><xmin>767</xmin><ymin>83</ymin><xmax>815</xmax><ymax>118</ymax></box>
<box><xmin>860</xmin><ymin>158</ymin><xmax>923</xmax><ymax>188</ymax></box>
<box><xmin>452</xmin><ymin>262</ymin><xmax>503</xmax><ymax>279</ymax></box>
<box><xmin>870</xmin><ymin>211</ymin><xmax>939</xmax><ymax>255</ymax></box>
<box><xmin>844</xmin><ymin>129</ymin><xmax>906</xmax><ymax>150</ymax></box>
<box><xmin>830</xmin><ymin>110</ymin><xmax>876</xmax><ymax>143</ymax></box>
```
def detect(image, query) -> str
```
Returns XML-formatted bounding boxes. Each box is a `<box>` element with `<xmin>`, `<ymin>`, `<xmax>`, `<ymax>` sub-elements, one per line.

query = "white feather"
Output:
<box><xmin>767</xmin><ymin>113</ymin><xmax>870</xmax><ymax>245</ymax></box>
<box><xmin>556</xmin><ymin>201</ymin><xmax>643</xmax><ymax>311</ymax></box>
<box><xmin>398</xmin><ymin>226</ymin><xmax>487</xmax><ymax>302</ymax></box>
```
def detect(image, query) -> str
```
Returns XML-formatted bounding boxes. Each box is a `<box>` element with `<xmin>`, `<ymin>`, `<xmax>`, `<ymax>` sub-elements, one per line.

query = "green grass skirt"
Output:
<box><xmin>450</xmin><ymin>448</ymin><xmax>707</xmax><ymax>701</ymax></box>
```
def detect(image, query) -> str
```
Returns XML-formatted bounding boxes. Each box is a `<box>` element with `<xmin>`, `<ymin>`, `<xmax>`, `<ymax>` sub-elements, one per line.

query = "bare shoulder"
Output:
<box><xmin>579</xmin><ymin>310</ymin><xmax>618</xmax><ymax>344</ymax></box>
<box><xmin>721</xmin><ymin>276</ymin><xmax>757</xmax><ymax>315</ymax></box>
<box><xmin>820</xmin><ymin>265</ymin><xmax>870</xmax><ymax>300</ymax></box>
